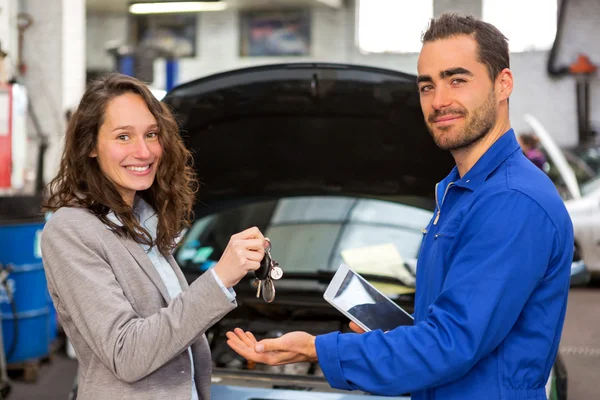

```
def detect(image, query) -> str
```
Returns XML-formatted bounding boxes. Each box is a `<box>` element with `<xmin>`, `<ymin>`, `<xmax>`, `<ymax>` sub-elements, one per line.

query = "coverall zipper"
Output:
<box><xmin>433</xmin><ymin>182</ymin><xmax>454</xmax><ymax>225</ymax></box>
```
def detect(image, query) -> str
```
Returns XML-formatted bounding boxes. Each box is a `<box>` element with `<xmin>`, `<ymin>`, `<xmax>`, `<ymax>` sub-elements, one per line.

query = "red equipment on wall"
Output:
<box><xmin>0</xmin><ymin>85</ymin><xmax>12</xmax><ymax>189</ymax></box>
<box><xmin>0</xmin><ymin>84</ymin><xmax>27</xmax><ymax>191</ymax></box>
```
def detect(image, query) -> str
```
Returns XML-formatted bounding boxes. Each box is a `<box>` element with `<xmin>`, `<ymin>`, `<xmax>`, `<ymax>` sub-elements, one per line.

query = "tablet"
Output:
<box><xmin>323</xmin><ymin>264</ymin><xmax>414</xmax><ymax>332</ymax></box>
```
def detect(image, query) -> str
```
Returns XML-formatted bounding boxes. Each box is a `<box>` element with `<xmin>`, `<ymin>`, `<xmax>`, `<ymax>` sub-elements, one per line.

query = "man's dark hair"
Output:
<box><xmin>422</xmin><ymin>13</ymin><xmax>509</xmax><ymax>81</ymax></box>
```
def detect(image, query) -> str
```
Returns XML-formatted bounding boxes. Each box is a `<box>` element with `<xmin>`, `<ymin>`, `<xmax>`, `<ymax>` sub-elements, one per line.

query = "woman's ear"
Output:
<box><xmin>89</xmin><ymin>149</ymin><xmax>97</xmax><ymax>158</ymax></box>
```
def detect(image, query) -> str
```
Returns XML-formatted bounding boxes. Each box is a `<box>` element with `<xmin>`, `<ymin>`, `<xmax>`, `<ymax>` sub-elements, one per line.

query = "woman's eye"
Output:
<box><xmin>146</xmin><ymin>131</ymin><xmax>158</xmax><ymax>139</ymax></box>
<box><xmin>117</xmin><ymin>134</ymin><xmax>129</xmax><ymax>141</ymax></box>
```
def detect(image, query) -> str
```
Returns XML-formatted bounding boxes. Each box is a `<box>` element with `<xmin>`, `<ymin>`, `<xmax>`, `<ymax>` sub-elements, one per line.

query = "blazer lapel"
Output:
<box><xmin>118</xmin><ymin>235</ymin><xmax>172</xmax><ymax>303</ymax></box>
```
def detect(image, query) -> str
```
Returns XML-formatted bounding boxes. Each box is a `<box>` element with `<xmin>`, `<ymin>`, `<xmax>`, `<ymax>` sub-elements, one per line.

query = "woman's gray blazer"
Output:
<box><xmin>41</xmin><ymin>207</ymin><xmax>236</xmax><ymax>399</ymax></box>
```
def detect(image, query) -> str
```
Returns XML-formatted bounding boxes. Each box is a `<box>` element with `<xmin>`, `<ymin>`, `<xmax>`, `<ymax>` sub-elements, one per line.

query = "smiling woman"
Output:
<box><xmin>90</xmin><ymin>93</ymin><xmax>163</xmax><ymax>207</ymax></box>
<box><xmin>44</xmin><ymin>73</ymin><xmax>193</xmax><ymax>253</ymax></box>
<box><xmin>39</xmin><ymin>73</ymin><xmax>270</xmax><ymax>399</ymax></box>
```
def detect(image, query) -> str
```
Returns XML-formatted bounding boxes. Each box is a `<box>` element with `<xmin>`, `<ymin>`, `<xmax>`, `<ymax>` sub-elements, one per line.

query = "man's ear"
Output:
<box><xmin>496</xmin><ymin>68</ymin><xmax>513</xmax><ymax>102</ymax></box>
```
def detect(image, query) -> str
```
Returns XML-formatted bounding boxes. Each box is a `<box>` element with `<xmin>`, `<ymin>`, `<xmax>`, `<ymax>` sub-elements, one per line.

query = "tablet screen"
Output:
<box><xmin>331</xmin><ymin>268</ymin><xmax>414</xmax><ymax>332</ymax></box>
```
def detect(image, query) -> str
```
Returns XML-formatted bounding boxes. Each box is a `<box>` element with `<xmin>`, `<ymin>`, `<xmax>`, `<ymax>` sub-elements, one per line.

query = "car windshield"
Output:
<box><xmin>175</xmin><ymin>195</ymin><xmax>433</xmax><ymax>284</ymax></box>
<box><xmin>580</xmin><ymin>174</ymin><xmax>600</xmax><ymax>196</ymax></box>
<box><xmin>569</xmin><ymin>146</ymin><xmax>600</xmax><ymax>196</ymax></box>
<box><xmin>540</xmin><ymin>147</ymin><xmax>597</xmax><ymax>199</ymax></box>
<box><xmin>570</xmin><ymin>146</ymin><xmax>600</xmax><ymax>174</ymax></box>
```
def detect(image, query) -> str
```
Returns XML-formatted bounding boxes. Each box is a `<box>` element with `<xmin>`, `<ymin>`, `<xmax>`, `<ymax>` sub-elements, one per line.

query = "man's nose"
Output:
<box><xmin>432</xmin><ymin>86</ymin><xmax>452</xmax><ymax>110</ymax></box>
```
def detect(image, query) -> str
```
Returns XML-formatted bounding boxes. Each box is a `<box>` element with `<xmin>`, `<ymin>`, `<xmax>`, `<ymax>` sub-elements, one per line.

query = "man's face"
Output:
<box><xmin>417</xmin><ymin>35</ymin><xmax>498</xmax><ymax>151</ymax></box>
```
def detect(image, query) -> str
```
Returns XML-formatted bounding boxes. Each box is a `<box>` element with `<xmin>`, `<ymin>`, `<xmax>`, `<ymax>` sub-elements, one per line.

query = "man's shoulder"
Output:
<box><xmin>483</xmin><ymin>153</ymin><xmax>563</xmax><ymax>206</ymax></box>
<box><xmin>480</xmin><ymin>155</ymin><xmax>572</xmax><ymax>235</ymax></box>
<box><xmin>506</xmin><ymin>156</ymin><xmax>566</xmax><ymax>209</ymax></box>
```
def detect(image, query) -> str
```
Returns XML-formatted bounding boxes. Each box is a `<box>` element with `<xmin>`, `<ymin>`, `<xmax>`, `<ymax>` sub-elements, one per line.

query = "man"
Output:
<box><xmin>227</xmin><ymin>14</ymin><xmax>573</xmax><ymax>400</ymax></box>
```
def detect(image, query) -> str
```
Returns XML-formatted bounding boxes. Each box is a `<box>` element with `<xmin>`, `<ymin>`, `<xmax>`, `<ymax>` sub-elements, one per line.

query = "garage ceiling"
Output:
<box><xmin>87</xmin><ymin>0</ymin><xmax>343</xmax><ymax>14</ymax></box>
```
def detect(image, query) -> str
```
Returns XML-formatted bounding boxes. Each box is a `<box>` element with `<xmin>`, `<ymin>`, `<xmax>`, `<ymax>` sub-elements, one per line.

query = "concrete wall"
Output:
<box><xmin>19</xmin><ymin>0</ymin><xmax>85</xmax><ymax>185</ymax></box>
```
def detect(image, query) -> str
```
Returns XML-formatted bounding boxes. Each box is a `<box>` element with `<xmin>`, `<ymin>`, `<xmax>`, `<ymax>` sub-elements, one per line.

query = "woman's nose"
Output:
<box><xmin>133</xmin><ymin>138</ymin><xmax>151</xmax><ymax>159</ymax></box>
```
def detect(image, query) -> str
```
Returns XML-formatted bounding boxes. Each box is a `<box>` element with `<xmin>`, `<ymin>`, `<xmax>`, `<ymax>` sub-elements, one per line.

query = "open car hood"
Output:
<box><xmin>163</xmin><ymin>63</ymin><xmax>454</xmax><ymax>207</ymax></box>
<box><xmin>524</xmin><ymin>114</ymin><xmax>581</xmax><ymax>199</ymax></box>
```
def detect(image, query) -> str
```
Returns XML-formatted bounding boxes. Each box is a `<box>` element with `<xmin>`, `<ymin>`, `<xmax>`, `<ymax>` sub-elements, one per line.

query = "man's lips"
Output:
<box><xmin>433</xmin><ymin>115</ymin><xmax>463</xmax><ymax>123</ymax></box>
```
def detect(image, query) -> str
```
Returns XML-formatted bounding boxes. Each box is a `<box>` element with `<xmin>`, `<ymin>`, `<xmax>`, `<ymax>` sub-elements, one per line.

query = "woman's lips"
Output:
<box><xmin>124</xmin><ymin>163</ymin><xmax>153</xmax><ymax>176</ymax></box>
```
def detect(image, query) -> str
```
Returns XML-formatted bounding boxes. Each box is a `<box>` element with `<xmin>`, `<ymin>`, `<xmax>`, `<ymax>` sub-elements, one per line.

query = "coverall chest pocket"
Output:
<box><xmin>433</xmin><ymin>218</ymin><xmax>461</xmax><ymax>263</ymax></box>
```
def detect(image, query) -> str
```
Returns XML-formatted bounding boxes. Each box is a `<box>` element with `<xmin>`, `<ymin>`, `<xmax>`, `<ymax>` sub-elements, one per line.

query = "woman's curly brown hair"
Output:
<box><xmin>43</xmin><ymin>73</ymin><xmax>198</xmax><ymax>255</ymax></box>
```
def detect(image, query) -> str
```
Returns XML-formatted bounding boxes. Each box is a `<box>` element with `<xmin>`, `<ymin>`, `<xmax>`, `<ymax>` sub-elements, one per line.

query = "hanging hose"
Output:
<box><xmin>547</xmin><ymin>0</ymin><xmax>571</xmax><ymax>77</ymax></box>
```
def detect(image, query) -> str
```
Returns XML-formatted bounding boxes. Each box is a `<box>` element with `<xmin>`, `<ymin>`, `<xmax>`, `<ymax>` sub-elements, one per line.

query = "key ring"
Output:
<box><xmin>252</xmin><ymin>237</ymin><xmax>283</xmax><ymax>302</ymax></box>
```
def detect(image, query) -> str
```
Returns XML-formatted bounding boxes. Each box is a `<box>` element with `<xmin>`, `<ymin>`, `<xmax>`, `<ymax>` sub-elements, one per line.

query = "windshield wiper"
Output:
<box><xmin>302</xmin><ymin>269</ymin><xmax>414</xmax><ymax>287</ymax></box>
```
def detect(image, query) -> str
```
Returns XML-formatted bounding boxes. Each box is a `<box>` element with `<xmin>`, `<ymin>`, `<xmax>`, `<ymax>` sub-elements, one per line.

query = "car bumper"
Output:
<box><xmin>210</xmin><ymin>370</ymin><xmax>408</xmax><ymax>400</ymax></box>
<box><xmin>211</xmin><ymin>385</ymin><xmax>409</xmax><ymax>399</ymax></box>
<box><xmin>570</xmin><ymin>260</ymin><xmax>591</xmax><ymax>286</ymax></box>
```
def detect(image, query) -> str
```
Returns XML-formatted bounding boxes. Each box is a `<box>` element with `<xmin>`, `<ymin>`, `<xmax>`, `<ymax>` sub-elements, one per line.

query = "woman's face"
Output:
<box><xmin>90</xmin><ymin>93</ymin><xmax>163</xmax><ymax>206</ymax></box>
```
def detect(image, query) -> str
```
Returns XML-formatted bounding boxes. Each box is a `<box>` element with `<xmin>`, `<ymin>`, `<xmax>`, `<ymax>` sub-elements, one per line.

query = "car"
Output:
<box><xmin>160</xmin><ymin>63</ymin><xmax>568</xmax><ymax>400</ymax></box>
<box><xmin>566</xmin><ymin>144</ymin><xmax>600</xmax><ymax>176</ymax></box>
<box><xmin>524</xmin><ymin>114</ymin><xmax>595</xmax><ymax>283</ymax></box>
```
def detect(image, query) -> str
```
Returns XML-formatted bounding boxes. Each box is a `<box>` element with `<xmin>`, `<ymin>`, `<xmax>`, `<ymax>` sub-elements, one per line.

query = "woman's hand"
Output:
<box><xmin>213</xmin><ymin>227</ymin><xmax>269</xmax><ymax>288</ymax></box>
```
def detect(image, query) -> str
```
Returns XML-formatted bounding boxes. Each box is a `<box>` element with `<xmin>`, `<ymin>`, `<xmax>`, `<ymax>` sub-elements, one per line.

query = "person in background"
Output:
<box><xmin>518</xmin><ymin>132</ymin><xmax>547</xmax><ymax>170</ymax></box>
<box><xmin>225</xmin><ymin>13</ymin><xmax>573</xmax><ymax>400</ymax></box>
<box><xmin>41</xmin><ymin>73</ymin><xmax>268</xmax><ymax>399</ymax></box>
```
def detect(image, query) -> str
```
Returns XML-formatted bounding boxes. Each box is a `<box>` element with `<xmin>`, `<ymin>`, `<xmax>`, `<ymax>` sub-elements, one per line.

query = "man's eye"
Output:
<box><xmin>451</xmin><ymin>78</ymin><xmax>466</xmax><ymax>85</ymax></box>
<box><xmin>419</xmin><ymin>85</ymin><xmax>433</xmax><ymax>93</ymax></box>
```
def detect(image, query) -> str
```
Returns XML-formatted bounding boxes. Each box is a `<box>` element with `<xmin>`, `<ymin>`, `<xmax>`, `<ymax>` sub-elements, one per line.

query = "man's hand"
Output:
<box><xmin>349</xmin><ymin>321</ymin><xmax>367</xmax><ymax>333</ymax></box>
<box><xmin>226</xmin><ymin>328</ymin><xmax>318</xmax><ymax>366</ymax></box>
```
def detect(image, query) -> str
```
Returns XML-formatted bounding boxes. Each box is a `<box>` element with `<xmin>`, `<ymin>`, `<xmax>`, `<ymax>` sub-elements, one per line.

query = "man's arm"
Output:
<box><xmin>316</xmin><ymin>191</ymin><xmax>572</xmax><ymax>395</ymax></box>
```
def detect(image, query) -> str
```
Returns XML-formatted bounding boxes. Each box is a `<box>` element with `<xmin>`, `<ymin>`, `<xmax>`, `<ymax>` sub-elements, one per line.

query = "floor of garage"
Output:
<box><xmin>6</xmin><ymin>284</ymin><xmax>600</xmax><ymax>400</ymax></box>
<box><xmin>9</xmin><ymin>351</ymin><xmax>77</xmax><ymax>400</ymax></box>
<box><xmin>559</xmin><ymin>282</ymin><xmax>600</xmax><ymax>400</ymax></box>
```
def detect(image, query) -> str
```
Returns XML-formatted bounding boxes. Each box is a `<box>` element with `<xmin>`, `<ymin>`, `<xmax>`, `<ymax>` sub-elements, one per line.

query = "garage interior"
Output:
<box><xmin>1</xmin><ymin>0</ymin><xmax>600</xmax><ymax>399</ymax></box>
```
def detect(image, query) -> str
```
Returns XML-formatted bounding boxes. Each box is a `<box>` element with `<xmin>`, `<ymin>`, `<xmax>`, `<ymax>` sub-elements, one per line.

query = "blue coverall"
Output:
<box><xmin>316</xmin><ymin>130</ymin><xmax>573</xmax><ymax>400</ymax></box>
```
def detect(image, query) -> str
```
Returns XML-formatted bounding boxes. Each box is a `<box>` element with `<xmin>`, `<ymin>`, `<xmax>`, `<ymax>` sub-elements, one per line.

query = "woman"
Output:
<box><xmin>41</xmin><ymin>73</ymin><xmax>267</xmax><ymax>399</ymax></box>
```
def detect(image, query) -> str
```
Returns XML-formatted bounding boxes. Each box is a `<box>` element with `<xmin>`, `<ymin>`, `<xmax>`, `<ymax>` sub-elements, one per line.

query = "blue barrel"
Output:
<box><xmin>0</xmin><ymin>218</ymin><xmax>50</xmax><ymax>364</ymax></box>
<box><xmin>165</xmin><ymin>59</ymin><xmax>179</xmax><ymax>92</ymax></box>
<box><xmin>118</xmin><ymin>55</ymin><xmax>135</xmax><ymax>77</ymax></box>
<box><xmin>48</xmin><ymin>296</ymin><xmax>57</xmax><ymax>343</ymax></box>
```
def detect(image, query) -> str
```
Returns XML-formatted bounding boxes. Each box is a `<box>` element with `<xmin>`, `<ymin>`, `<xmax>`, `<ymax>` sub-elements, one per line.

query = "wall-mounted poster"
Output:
<box><xmin>240</xmin><ymin>10</ymin><xmax>311</xmax><ymax>57</ymax></box>
<box><xmin>133</xmin><ymin>13</ymin><xmax>197</xmax><ymax>58</ymax></box>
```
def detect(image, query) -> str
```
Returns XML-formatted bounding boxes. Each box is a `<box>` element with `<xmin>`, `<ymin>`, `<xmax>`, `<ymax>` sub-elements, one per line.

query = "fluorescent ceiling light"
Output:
<box><xmin>129</xmin><ymin>2</ymin><xmax>227</xmax><ymax>14</ymax></box>
<box><xmin>316</xmin><ymin>0</ymin><xmax>342</xmax><ymax>7</ymax></box>
<box><xmin>150</xmin><ymin>88</ymin><xmax>167</xmax><ymax>100</ymax></box>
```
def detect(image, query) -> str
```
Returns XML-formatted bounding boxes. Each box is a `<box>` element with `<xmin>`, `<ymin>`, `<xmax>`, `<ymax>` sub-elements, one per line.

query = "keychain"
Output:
<box><xmin>252</xmin><ymin>238</ymin><xmax>283</xmax><ymax>303</ymax></box>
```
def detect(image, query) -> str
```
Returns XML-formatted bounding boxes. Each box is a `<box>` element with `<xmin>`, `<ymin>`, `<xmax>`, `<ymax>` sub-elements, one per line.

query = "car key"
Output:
<box><xmin>262</xmin><ymin>278</ymin><xmax>276</xmax><ymax>303</ymax></box>
<box><xmin>262</xmin><ymin>262</ymin><xmax>282</xmax><ymax>303</ymax></box>
<box><xmin>252</xmin><ymin>239</ymin><xmax>283</xmax><ymax>302</ymax></box>
<box><xmin>255</xmin><ymin>243</ymin><xmax>272</xmax><ymax>280</ymax></box>
<box><xmin>253</xmin><ymin>277</ymin><xmax>262</xmax><ymax>298</ymax></box>
<box><xmin>254</xmin><ymin>239</ymin><xmax>272</xmax><ymax>299</ymax></box>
